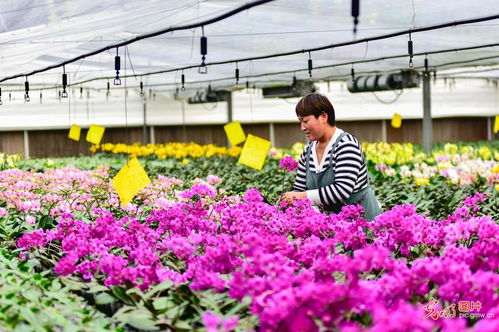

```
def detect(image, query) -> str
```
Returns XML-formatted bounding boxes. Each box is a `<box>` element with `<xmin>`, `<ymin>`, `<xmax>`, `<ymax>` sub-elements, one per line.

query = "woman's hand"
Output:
<box><xmin>281</xmin><ymin>191</ymin><xmax>307</xmax><ymax>204</ymax></box>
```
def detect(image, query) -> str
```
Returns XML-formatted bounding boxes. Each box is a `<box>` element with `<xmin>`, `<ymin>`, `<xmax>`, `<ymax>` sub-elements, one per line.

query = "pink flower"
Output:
<box><xmin>202</xmin><ymin>312</ymin><xmax>238</xmax><ymax>332</ymax></box>
<box><xmin>54</xmin><ymin>252</ymin><xmax>79</xmax><ymax>276</ymax></box>
<box><xmin>207</xmin><ymin>175</ymin><xmax>222</xmax><ymax>185</ymax></box>
<box><xmin>25</xmin><ymin>215</ymin><xmax>36</xmax><ymax>226</ymax></box>
<box><xmin>243</xmin><ymin>188</ymin><xmax>264</xmax><ymax>203</ymax></box>
<box><xmin>0</xmin><ymin>207</ymin><xmax>7</xmax><ymax>218</ymax></box>
<box><xmin>279</xmin><ymin>155</ymin><xmax>299</xmax><ymax>172</ymax></box>
<box><xmin>202</xmin><ymin>312</ymin><xmax>222</xmax><ymax>332</ymax></box>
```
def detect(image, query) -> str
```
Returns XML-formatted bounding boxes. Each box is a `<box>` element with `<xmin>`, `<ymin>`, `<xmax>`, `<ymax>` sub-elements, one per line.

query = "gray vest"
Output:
<box><xmin>305</xmin><ymin>132</ymin><xmax>381</xmax><ymax>221</ymax></box>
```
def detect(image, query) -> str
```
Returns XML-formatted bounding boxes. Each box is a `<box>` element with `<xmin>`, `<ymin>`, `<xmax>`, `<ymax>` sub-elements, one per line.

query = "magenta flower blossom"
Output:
<box><xmin>278</xmin><ymin>155</ymin><xmax>299</xmax><ymax>172</ymax></box>
<box><xmin>202</xmin><ymin>312</ymin><xmax>238</xmax><ymax>332</ymax></box>
<box><xmin>12</xmin><ymin>169</ymin><xmax>497</xmax><ymax>332</ymax></box>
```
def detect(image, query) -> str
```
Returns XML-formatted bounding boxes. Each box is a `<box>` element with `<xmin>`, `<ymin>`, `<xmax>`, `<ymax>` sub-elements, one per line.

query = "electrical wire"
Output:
<box><xmin>59</xmin><ymin>12</ymin><xmax>499</xmax><ymax>80</ymax></box>
<box><xmin>3</xmin><ymin>9</ymin><xmax>499</xmax><ymax>90</ymax></box>
<box><xmin>65</xmin><ymin>47</ymin><xmax>499</xmax><ymax>89</ymax></box>
<box><xmin>0</xmin><ymin>0</ymin><xmax>275</xmax><ymax>83</ymax></box>
<box><xmin>55</xmin><ymin>42</ymin><xmax>499</xmax><ymax>90</ymax></box>
<box><xmin>371</xmin><ymin>89</ymin><xmax>404</xmax><ymax>104</ymax></box>
<box><xmin>3</xmin><ymin>44</ymin><xmax>499</xmax><ymax>93</ymax></box>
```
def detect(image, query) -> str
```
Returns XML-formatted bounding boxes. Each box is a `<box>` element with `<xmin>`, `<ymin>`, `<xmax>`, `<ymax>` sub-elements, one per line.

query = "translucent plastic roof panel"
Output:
<box><xmin>2</xmin><ymin>0</ymin><xmax>499</xmax><ymax>94</ymax></box>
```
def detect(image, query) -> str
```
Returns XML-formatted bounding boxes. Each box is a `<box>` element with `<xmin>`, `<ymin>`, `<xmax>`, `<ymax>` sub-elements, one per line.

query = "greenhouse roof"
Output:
<box><xmin>2</xmin><ymin>0</ymin><xmax>499</xmax><ymax>93</ymax></box>
<box><xmin>1</xmin><ymin>1</ymin><xmax>499</xmax><ymax>130</ymax></box>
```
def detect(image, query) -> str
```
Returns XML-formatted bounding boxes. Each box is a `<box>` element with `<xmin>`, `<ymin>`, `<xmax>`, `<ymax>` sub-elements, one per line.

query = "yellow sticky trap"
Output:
<box><xmin>224</xmin><ymin>121</ymin><xmax>246</xmax><ymax>146</ymax></box>
<box><xmin>86</xmin><ymin>125</ymin><xmax>105</xmax><ymax>145</ymax></box>
<box><xmin>494</xmin><ymin>115</ymin><xmax>499</xmax><ymax>134</ymax></box>
<box><xmin>68</xmin><ymin>125</ymin><xmax>81</xmax><ymax>141</ymax></box>
<box><xmin>112</xmin><ymin>157</ymin><xmax>151</xmax><ymax>206</ymax></box>
<box><xmin>391</xmin><ymin>113</ymin><xmax>402</xmax><ymax>128</ymax></box>
<box><xmin>238</xmin><ymin>134</ymin><xmax>271</xmax><ymax>170</ymax></box>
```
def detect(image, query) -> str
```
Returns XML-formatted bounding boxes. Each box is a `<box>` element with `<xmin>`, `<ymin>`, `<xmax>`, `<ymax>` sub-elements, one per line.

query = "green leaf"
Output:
<box><xmin>59</xmin><ymin>277</ymin><xmax>85</xmax><ymax>291</ymax></box>
<box><xmin>111</xmin><ymin>286</ymin><xmax>134</xmax><ymax>305</ymax></box>
<box><xmin>173</xmin><ymin>320</ymin><xmax>193</xmax><ymax>330</ymax></box>
<box><xmin>144</xmin><ymin>281</ymin><xmax>173</xmax><ymax>300</ymax></box>
<box><xmin>87</xmin><ymin>285</ymin><xmax>110</xmax><ymax>294</ymax></box>
<box><xmin>122</xmin><ymin>310</ymin><xmax>159</xmax><ymax>331</ymax></box>
<box><xmin>95</xmin><ymin>293</ymin><xmax>116</xmax><ymax>305</ymax></box>
<box><xmin>152</xmin><ymin>297</ymin><xmax>168</xmax><ymax>311</ymax></box>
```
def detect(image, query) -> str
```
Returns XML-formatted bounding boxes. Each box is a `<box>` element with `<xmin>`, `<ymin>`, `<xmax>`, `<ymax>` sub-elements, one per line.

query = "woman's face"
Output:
<box><xmin>298</xmin><ymin>113</ymin><xmax>328</xmax><ymax>141</ymax></box>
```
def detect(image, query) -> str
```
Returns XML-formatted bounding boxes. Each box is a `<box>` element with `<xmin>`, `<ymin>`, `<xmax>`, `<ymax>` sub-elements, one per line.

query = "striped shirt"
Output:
<box><xmin>292</xmin><ymin>129</ymin><xmax>369</xmax><ymax>206</ymax></box>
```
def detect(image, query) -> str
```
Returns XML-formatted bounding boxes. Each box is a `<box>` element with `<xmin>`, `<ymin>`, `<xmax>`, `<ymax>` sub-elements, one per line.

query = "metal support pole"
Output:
<box><xmin>381</xmin><ymin>119</ymin><xmax>387</xmax><ymax>142</ymax></box>
<box><xmin>226</xmin><ymin>91</ymin><xmax>233</xmax><ymax>123</ymax></box>
<box><xmin>422</xmin><ymin>71</ymin><xmax>433</xmax><ymax>154</ymax></box>
<box><xmin>150</xmin><ymin>126</ymin><xmax>155</xmax><ymax>144</ymax></box>
<box><xmin>181</xmin><ymin>100</ymin><xmax>187</xmax><ymax>142</ymax></box>
<box><xmin>487</xmin><ymin>116</ymin><xmax>492</xmax><ymax>141</ymax></box>
<box><xmin>142</xmin><ymin>99</ymin><xmax>148</xmax><ymax>144</ymax></box>
<box><xmin>269</xmin><ymin>122</ymin><xmax>275</xmax><ymax>147</ymax></box>
<box><xmin>226</xmin><ymin>91</ymin><xmax>233</xmax><ymax>147</ymax></box>
<box><xmin>23</xmin><ymin>130</ymin><xmax>29</xmax><ymax>159</ymax></box>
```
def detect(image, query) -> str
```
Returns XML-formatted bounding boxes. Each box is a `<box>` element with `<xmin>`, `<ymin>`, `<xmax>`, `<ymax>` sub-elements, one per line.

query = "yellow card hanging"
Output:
<box><xmin>112</xmin><ymin>157</ymin><xmax>151</xmax><ymax>206</ymax></box>
<box><xmin>238</xmin><ymin>134</ymin><xmax>271</xmax><ymax>171</ymax></box>
<box><xmin>494</xmin><ymin>115</ymin><xmax>499</xmax><ymax>134</ymax></box>
<box><xmin>224</xmin><ymin>121</ymin><xmax>246</xmax><ymax>146</ymax></box>
<box><xmin>86</xmin><ymin>124</ymin><xmax>105</xmax><ymax>145</ymax></box>
<box><xmin>391</xmin><ymin>113</ymin><xmax>402</xmax><ymax>128</ymax></box>
<box><xmin>68</xmin><ymin>125</ymin><xmax>81</xmax><ymax>141</ymax></box>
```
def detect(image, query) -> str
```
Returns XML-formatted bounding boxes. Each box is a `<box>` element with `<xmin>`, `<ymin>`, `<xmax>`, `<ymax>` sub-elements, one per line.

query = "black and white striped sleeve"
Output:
<box><xmin>318</xmin><ymin>135</ymin><xmax>366</xmax><ymax>205</ymax></box>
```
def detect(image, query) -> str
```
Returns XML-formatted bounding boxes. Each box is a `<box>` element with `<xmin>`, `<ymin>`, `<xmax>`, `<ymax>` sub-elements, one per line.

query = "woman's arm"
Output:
<box><xmin>292</xmin><ymin>146</ymin><xmax>308</xmax><ymax>192</ymax></box>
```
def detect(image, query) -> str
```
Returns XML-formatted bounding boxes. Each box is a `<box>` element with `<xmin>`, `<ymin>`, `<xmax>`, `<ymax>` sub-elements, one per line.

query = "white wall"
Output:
<box><xmin>0</xmin><ymin>79</ymin><xmax>497</xmax><ymax>131</ymax></box>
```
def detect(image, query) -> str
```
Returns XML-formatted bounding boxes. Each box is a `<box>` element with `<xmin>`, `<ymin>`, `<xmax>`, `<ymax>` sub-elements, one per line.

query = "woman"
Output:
<box><xmin>282</xmin><ymin>93</ymin><xmax>381</xmax><ymax>221</ymax></box>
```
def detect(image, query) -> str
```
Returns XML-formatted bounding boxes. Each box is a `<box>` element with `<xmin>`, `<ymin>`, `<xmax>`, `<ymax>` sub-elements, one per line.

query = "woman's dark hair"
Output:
<box><xmin>295</xmin><ymin>93</ymin><xmax>335</xmax><ymax>126</ymax></box>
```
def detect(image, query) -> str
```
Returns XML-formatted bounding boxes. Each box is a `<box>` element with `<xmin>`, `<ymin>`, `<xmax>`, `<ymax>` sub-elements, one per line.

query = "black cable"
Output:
<box><xmin>64</xmin><ymin>42</ymin><xmax>499</xmax><ymax>88</ymax></box>
<box><xmin>68</xmin><ymin>12</ymin><xmax>499</xmax><ymax>80</ymax></box>
<box><xmin>3</xmin><ymin>9</ymin><xmax>499</xmax><ymax>93</ymax></box>
<box><xmin>0</xmin><ymin>0</ymin><xmax>274</xmax><ymax>84</ymax></box>
<box><xmin>52</xmin><ymin>36</ymin><xmax>499</xmax><ymax>90</ymax></box>
<box><xmin>4</xmin><ymin>43</ymin><xmax>499</xmax><ymax>93</ymax></box>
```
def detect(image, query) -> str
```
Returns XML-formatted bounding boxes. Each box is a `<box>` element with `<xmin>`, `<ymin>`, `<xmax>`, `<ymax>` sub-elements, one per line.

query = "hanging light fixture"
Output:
<box><xmin>114</xmin><ymin>48</ymin><xmax>122</xmax><ymax>85</ymax></box>
<box><xmin>0</xmin><ymin>88</ymin><xmax>2</xmax><ymax>105</ymax></box>
<box><xmin>352</xmin><ymin>0</ymin><xmax>360</xmax><ymax>35</ymax></box>
<box><xmin>106</xmin><ymin>81</ymin><xmax>111</xmax><ymax>98</ymax></box>
<box><xmin>40</xmin><ymin>91</ymin><xmax>43</xmax><ymax>104</ymax></box>
<box><xmin>424</xmin><ymin>54</ymin><xmax>429</xmax><ymax>72</ymax></box>
<box><xmin>408</xmin><ymin>33</ymin><xmax>414</xmax><ymax>68</ymax></box>
<box><xmin>181</xmin><ymin>71</ymin><xmax>186</xmax><ymax>91</ymax></box>
<box><xmin>140</xmin><ymin>81</ymin><xmax>145</xmax><ymax>97</ymax></box>
<box><xmin>61</xmin><ymin>65</ymin><xmax>68</xmax><ymax>98</ymax></box>
<box><xmin>24</xmin><ymin>76</ymin><xmax>30</xmax><ymax>102</ymax></box>
<box><xmin>199</xmin><ymin>26</ymin><xmax>208</xmax><ymax>74</ymax></box>
<box><xmin>235</xmin><ymin>62</ymin><xmax>239</xmax><ymax>85</ymax></box>
<box><xmin>308</xmin><ymin>52</ymin><xmax>313</xmax><ymax>78</ymax></box>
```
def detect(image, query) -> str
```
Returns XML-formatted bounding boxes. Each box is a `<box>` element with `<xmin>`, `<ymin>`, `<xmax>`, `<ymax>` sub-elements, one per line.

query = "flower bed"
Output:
<box><xmin>15</xmin><ymin>184</ymin><xmax>498</xmax><ymax>331</ymax></box>
<box><xmin>1</xmin><ymin>141</ymin><xmax>497</xmax><ymax>330</ymax></box>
